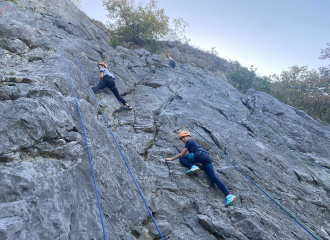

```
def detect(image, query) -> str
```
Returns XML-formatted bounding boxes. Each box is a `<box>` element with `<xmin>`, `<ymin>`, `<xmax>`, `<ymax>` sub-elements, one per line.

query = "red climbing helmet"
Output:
<box><xmin>166</xmin><ymin>53</ymin><xmax>170</xmax><ymax>57</ymax></box>
<box><xmin>98</xmin><ymin>62</ymin><xmax>107</xmax><ymax>68</ymax></box>
<box><xmin>179</xmin><ymin>131</ymin><xmax>191</xmax><ymax>139</ymax></box>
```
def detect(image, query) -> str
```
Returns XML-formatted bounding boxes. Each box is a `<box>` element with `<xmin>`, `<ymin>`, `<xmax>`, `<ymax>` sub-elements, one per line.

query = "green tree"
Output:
<box><xmin>161</xmin><ymin>17</ymin><xmax>190</xmax><ymax>43</ymax></box>
<box><xmin>270</xmin><ymin>66</ymin><xmax>330</xmax><ymax>123</ymax></box>
<box><xmin>319</xmin><ymin>43</ymin><xmax>330</xmax><ymax>68</ymax></box>
<box><xmin>226</xmin><ymin>61</ymin><xmax>272</xmax><ymax>93</ymax></box>
<box><xmin>103</xmin><ymin>0</ymin><xmax>169</xmax><ymax>45</ymax></box>
<box><xmin>225</xmin><ymin>44</ymin><xmax>330</xmax><ymax>124</ymax></box>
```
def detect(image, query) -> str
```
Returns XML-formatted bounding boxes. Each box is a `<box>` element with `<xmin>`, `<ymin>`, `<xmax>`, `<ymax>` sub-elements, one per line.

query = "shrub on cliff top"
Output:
<box><xmin>103</xmin><ymin>0</ymin><xmax>169</xmax><ymax>46</ymax></box>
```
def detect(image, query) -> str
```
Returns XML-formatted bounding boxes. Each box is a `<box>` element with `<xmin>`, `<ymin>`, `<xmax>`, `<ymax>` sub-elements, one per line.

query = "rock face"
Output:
<box><xmin>1</xmin><ymin>1</ymin><xmax>330</xmax><ymax>240</ymax></box>
<box><xmin>160</xmin><ymin>41</ymin><xmax>231</xmax><ymax>74</ymax></box>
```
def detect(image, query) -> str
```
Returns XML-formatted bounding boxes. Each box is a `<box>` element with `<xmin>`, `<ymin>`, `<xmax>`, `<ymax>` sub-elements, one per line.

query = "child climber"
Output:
<box><xmin>166</xmin><ymin>53</ymin><xmax>176</xmax><ymax>69</ymax></box>
<box><xmin>92</xmin><ymin>62</ymin><xmax>132</xmax><ymax>110</ymax></box>
<box><xmin>165</xmin><ymin>131</ymin><xmax>236</xmax><ymax>207</ymax></box>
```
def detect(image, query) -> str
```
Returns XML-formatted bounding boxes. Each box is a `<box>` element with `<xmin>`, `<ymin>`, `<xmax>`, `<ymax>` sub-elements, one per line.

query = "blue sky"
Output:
<box><xmin>79</xmin><ymin>0</ymin><xmax>330</xmax><ymax>76</ymax></box>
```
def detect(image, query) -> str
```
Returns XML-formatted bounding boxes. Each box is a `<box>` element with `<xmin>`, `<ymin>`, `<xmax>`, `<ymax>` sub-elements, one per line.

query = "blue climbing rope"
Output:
<box><xmin>180</xmin><ymin>70</ymin><xmax>330</xmax><ymax>176</ymax></box>
<box><xmin>115</xmin><ymin>56</ymin><xmax>321</xmax><ymax>240</ymax></box>
<box><xmin>53</xmin><ymin>17</ymin><xmax>107</xmax><ymax>240</ymax></box>
<box><xmin>175</xmin><ymin>69</ymin><xmax>330</xmax><ymax>190</ymax></box>
<box><xmin>59</xmin><ymin>18</ymin><xmax>165</xmax><ymax>240</ymax></box>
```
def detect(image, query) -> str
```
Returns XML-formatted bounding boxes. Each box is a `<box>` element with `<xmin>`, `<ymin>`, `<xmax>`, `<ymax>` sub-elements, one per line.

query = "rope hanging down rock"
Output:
<box><xmin>57</xmin><ymin>17</ymin><xmax>165</xmax><ymax>240</ymax></box>
<box><xmin>53</xmin><ymin>17</ymin><xmax>108</xmax><ymax>240</ymax></box>
<box><xmin>179</xmin><ymin>70</ymin><xmax>330</xmax><ymax>186</ymax></box>
<box><xmin>115</xmin><ymin>56</ymin><xmax>321</xmax><ymax>240</ymax></box>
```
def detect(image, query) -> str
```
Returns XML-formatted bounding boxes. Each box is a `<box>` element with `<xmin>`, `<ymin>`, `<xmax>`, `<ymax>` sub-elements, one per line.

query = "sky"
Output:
<box><xmin>79</xmin><ymin>0</ymin><xmax>330</xmax><ymax>76</ymax></box>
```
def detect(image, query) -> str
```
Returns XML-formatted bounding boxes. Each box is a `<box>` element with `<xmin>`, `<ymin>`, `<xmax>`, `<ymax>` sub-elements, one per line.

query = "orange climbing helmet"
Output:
<box><xmin>179</xmin><ymin>131</ymin><xmax>191</xmax><ymax>139</ymax></box>
<box><xmin>98</xmin><ymin>62</ymin><xmax>107</xmax><ymax>68</ymax></box>
<box><xmin>166</xmin><ymin>53</ymin><xmax>170</xmax><ymax>57</ymax></box>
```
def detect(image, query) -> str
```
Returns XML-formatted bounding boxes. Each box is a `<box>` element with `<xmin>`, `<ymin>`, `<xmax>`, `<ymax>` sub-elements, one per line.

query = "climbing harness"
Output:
<box><xmin>53</xmin><ymin>17</ymin><xmax>107</xmax><ymax>240</ymax></box>
<box><xmin>57</xmin><ymin>18</ymin><xmax>165</xmax><ymax>240</ymax></box>
<box><xmin>0</xmin><ymin>4</ymin><xmax>10</xmax><ymax>16</ymax></box>
<box><xmin>188</xmin><ymin>148</ymin><xmax>208</xmax><ymax>163</ymax></box>
<box><xmin>196</xmin><ymin>147</ymin><xmax>208</xmax><ymax>154</ymax></box>
<box><xmin>114</xmin><ymin>56</ymin><xmax>321</xmax><ymax>240</ymax></box>
<box><xmin>179</xmin><ymin>70</ymin><xmax>330</xmax><ymax>188</ymax></box>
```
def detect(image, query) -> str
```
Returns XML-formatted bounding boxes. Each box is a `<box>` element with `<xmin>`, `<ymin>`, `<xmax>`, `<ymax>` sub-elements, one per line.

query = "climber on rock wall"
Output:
<box><xmin>166</xmin><ymin>53</ymin><xmax>176</xmax><ymax>69</ymax></box>
<box><xmin>165</xmin><ymin>131</ymin><xmax>236</xmax><ymax>207</ymax></box>
<box><xmin>92</xmin><ymin>62</ymin><xmax>133</xmax><ymax>110</ymax></box>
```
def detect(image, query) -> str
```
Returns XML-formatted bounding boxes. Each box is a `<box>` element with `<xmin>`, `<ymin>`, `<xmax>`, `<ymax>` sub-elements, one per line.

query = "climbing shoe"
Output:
<box><xmin>225</xmin><ymin>194</ymin><xmax>236</xmax><ymax>207</ymax></box>
<box><xmin>124</xmin><ymin>105</ymin><xmax>133</xmax><ymax>110</ymax></box>
<box><xmin>185</xmin><ymin>165</ymin><xmax>200</xmax><ymax>175</ymax></box>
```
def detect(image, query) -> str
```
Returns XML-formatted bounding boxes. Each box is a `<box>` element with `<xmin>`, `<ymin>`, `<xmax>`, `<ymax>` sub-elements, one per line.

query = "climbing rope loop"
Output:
<box><xmin>58</xmin><ymin>18</ymin><xmax>165</xmax><ymax>240</ymax></box>
<box><xmin>53</xmin><ymin>17</ymin><xmax>107</xmax><ymax>240</ymax></box>
<box><xmin>114</xmin><ymin>56</ymin><xmax>321</xmax><ymax>240</ymax></box>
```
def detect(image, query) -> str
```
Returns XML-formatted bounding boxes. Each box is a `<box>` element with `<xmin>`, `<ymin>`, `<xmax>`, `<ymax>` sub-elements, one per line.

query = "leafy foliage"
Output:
<box><xmin>2</xmin><ymin>0</ymin><xmax>18</xmax><ymax>4</ymax></box>
<box><xmin>160</xmin><ymin>17</ymin><xmax>190</xmax><ymax>43</ymax></box>
<box><xmin>143</xmin><ymin>39</ymin><xmax>161</xmax><ymax>54</ymax></box>
<box><xmin>226</xmin><ymin>61</ymin><xmax>272</xmax><ymax>94</ymax></box>
<box><xmin>227</xmin><ymin>62</ymin><xmax>330</xmax><ymax>124</ymax></box>
<box><xmin>319</xmin><ymin>43</ymin><xmax>330</xmax><ymax>68</ymax></box>
<box><xmin>103</xmin><ymin>0</ymin><xmax>169</xmax><ymax>45</ymax></box>
<box><xmin>270</xmin><ymin>66</ymin><xmax>330</xmax><ymax>123</ymax></box>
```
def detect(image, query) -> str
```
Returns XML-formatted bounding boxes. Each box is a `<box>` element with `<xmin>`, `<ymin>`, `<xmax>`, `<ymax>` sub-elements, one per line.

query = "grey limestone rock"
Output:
<box><xmin>0</xmin><ymin>0</ymin><xmax>330</xmax><ymax>240</ymax></box>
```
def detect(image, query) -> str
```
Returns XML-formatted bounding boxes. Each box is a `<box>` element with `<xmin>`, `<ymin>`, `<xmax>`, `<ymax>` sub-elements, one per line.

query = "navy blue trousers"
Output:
<box><xmin>179</xmin><ymin>151</ymin><xmax>230</xmax><ymax>196</ymax></box>
<box><xmin>92</xmin><ymin>75</ymin><xmax>127</xmax><ymax>105</ymax></box>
